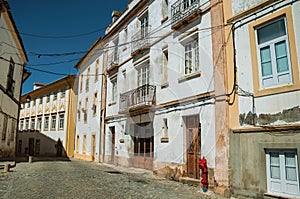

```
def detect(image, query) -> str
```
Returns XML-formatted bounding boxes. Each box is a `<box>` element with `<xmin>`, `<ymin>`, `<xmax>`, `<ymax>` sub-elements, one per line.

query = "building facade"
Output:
<box><xmin>226</xmin><ymin>0</ymin><xmax>300</xmax><ymax>198</ymax></box>
<box><xmin>18</xmin><ymin>75</ymin><xmax>77</xmax><ymax>158</ymax></box>
<box><xmin>102</xmin><ymin>0</ymin><xmax>230</xmax><ymax>194</ymax></box>
<box><xmin>0</xmin><ymin>0</ymin><xmax>29</xmax><ymax>159</ymax></box>
<box><xmin>73</xmin><ymin>39</ymin><xmax>106</xmax><ymax>162</ymax></box>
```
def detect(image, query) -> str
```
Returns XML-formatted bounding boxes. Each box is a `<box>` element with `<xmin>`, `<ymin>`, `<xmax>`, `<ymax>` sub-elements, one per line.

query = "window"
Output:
<box><xmin>80</xmin><ymin>74</ymin><xmax>83</xmax><ymax>93</ymax></box>
<box><xmin>78</xmin><ymin>101</ymin><xmax>81</xmax><ymax>121</ymax></box>
<box><xmin>93</xmin><ymin>92</ymin><xmax>98</xmax><ymax>116</ymax></box>
<box><xmin>6</xmin><ymin>58</ymin><xmax>15</xmax><ymax>96</ymax></box>
<box><xmin>138</xmin><ymin>64</ymin><xmax>149</xmax><ymax>86</ymax></box>
<box><xmin>84</xmin><ymin>98</ymin><xmax>88</xmax><ymax>123</ymax></box>
<box><xmin>162</xmin><ymin>0</ymin><xmax>168</xmax><ymax>19</ymax></box>
<box><xmin>61</xmin><ymin>89</ymin><xmax>66</xmax><ymax>98</ymax></box>
<box><xmin>76</xmin><ymin>135</ymin><xmax>79</xmax><ymax>153</ymax></box>
<box><xmin>2</xmin><ymin>115</ymin><xmax>8</xmax><ymax>140</ymax></box>
<box><xmin>20</xmin><ymin>120</ymin><xmax>24</xmax><ymax>131</ymax></box>
<box><xmin>39</xmin><ymin>97</ymin><xmax>43</xmax><ymax>104</ymax></box>
<box><xmin>86</xmin><ymin>68</ymin><xmax>90</xmax><ymax>92</ymax></box>
<box><xmin>95</xmin><ymin>59</ymin><xmax>99</xmax><ymax>82</ymax></box>
<box><xmin>140</xmin><ymin>13</ymin><xmax>149</xmax><ymax>38</ymax></box>
<box><xmin>111</xmin><ymin>79</ymin><xmax>117</xmax><ymax>102</ymax></box>
<box><xmin>162</xmin><ymin>48</ymin><xmax>168</xmax><ymax>85</ymax></box>
<box><xmin>44</xmin><ymin>116</ymin><xmax>49</xmax><ymax>131</ymax></box>
<box><xmin>25</xmin><ymin>119</ymin><xmax>29</xmax><ymax>130</ymax></box>
<box><xmin>59</xmin><ymin>114</ymin><xmax>64</xmax><ymax>129</ymax></box>
<box><xmin>51</xmin><ymin>115</ymin><xmax>56</xmax><ymax>130</ymax></box>
<box><xmin>184</xmin><ymin>38</ymin><xmax>199</xmax><ymax>75</ymax></box>
<box><xmin>31</xmin><ymin>118</ymin><xmax>35</xmax><ymax>130</ymax></box>
<box><xmin>83</xmin><ymin>134</ymin><xmax>87</xmax><ymax>154</ymax></box>
<box><xmin>46</xmin><ymin>94</ymin><xmax>50</xmax><ymax>103</ymax></box>
<box><xmin>249</xmin><ymin>7</ymin><xmax>300</xmax><ymax>96</ymax></box>
<box><xmin>37</xmin><ymin>117</ymin><xmax>42</xmax><ymax>131</ymax></box>
<box><xmin>53</xmin><ymin>92</ymin><xmax>57</xmax><ymax>101</ymax></box>
<box><xmin>10</xmin><ymin>119</ymin><xmax>16</xmax><ymax>140</ymax></box>
<box><xmin>256</xmin><ymin>17</ymin><xmax>292</xmax><ymax>88</ymax></box>
<box><xmin>266</xmin><ymin>149</ymin><xmax>300</xmax><ymax>197</ymax></box>
<box><xmin>33</xmin><ymin>99</ymin><xmax>36</xmax><ymax>106</ymax></box>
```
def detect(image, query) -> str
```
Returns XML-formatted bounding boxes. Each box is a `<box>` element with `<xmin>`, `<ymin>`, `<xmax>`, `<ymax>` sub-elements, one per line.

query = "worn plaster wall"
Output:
<box><xmin>230</xmin><ymin>130</ymin><xmax>300</xmax><ymax>198</ymax></box>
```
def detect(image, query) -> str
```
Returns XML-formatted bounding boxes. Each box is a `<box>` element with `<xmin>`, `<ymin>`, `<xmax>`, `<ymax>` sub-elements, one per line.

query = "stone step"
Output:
<box><xmin>179</xmin><ymin>177</ymin><xmax>201</xmax><ymax>187</ymax></box>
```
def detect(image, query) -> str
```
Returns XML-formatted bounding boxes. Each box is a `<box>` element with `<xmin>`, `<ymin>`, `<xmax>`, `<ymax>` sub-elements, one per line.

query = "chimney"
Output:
<box><xmin>33</xmin><ymin>82</ymin><xmax>46</xmax><ymax>90</ymax></box>
<box><xmin>112</xmin><ymin>10</ymin><xmax>121</xmax><ymax>23</ymax></box>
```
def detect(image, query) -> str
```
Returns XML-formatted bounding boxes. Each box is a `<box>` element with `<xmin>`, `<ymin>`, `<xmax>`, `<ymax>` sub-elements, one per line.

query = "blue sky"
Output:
<box><xmin>7</xmin><ymin>0</ymin><xmax>128</xmax><ymax>94</ymax></box>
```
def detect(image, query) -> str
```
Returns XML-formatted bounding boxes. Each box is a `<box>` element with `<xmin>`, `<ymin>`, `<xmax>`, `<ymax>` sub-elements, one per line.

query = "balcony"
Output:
<box><xmin>119</xmin><ymin>84</ymin><xmax>156</xmax><ymax>113</ymax></box>
<box><xmin>171</xmin><ymin>0</ymin><xmax>202</xmax><ymax>29</ymax></box>
<box><xmin>131</xmin><ymin>27</ymin><xmax>151</xmax><ymax>56</ymax></box>
<box><xmin>107</xmin><ymin>51</ymin><xmax>119</xmax><ymax>71</ymax></box>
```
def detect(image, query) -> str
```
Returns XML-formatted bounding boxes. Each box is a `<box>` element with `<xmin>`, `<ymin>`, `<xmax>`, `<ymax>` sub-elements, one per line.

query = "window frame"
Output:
<box><xmin>59</xmin><ymin>114</ymin><xmax>64</xmax><ymax>130</ymax></box>
<box><xmin>249</xmin><ymin>7</ymin><xmax>300</xmax><ymax>97</ymax></box>
<box><xmin>266</xmin><ymin>149</ymin><xmax>300</xmax><ymax>197</ymax></box>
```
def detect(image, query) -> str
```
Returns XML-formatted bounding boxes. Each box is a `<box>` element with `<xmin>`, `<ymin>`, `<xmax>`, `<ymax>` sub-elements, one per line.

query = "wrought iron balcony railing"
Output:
<box><xmin>131</xmin><ymin>27</ymin><xmax>151</xmax><ymax>55</ymax></box>
<box><xmin>119</xmin><ymin>84</ymin><xmax>156</xmax><ymax>112</ymax></box>
<box><xmin>108</xmin><ymin>51</ymin><xmax>119</xmax><ymax>71</ymax></box>
<box><xmin>171</xmin><ymin>0</ymin><xmax>201</xmax><ymax>28</ymax></box>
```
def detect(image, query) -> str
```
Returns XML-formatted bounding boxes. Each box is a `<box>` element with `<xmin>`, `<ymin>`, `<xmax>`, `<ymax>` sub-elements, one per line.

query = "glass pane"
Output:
<box><xmin>275</xmin><ymin>41</ymin><xmax>289</xmax><ymax>73</ymax></box>
<box><xmin>260</xmin><ymin>47</ymin><xmax>272</xmax><ymax>76</ymax></box>
<box><xmin>285</xmin><ymin>152</ymin><xmax>296</xmax><ymax>166</ymax></box>
<box><xmin>286</xmin><ymin>167</ymin><xmax>297</xmax><ymax>181</ymax></box>
<box><xmin>270</xmin><ymin>152</ymin><xmax>280</xmax><ymax>165</ymax></box>
<box><xmin>271</xmin><ymin>165</ymin><xmax>281</xmax><ymax>179</ymax></box>
<box><xmin>257</xmin><ymin>18</ymin><xmax>286</xmax><ymax>44</ymax></box>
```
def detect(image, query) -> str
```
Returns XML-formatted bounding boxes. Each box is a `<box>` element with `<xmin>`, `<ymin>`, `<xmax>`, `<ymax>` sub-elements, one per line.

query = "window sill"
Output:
<box><xmin>108</xmin><ymin>101</ymin><xmax>116</xmax><ymax>106</ymax></box>
<box><xmin>264</xmin><ymin>193</ymin><xmax>291</xmax><ymax>199</ymax></box>
<box><xmin>161</xmin><ymin>82</ymin><xmax>169</xmax><ymax>89</ymax></box>
<box><xmin>161</xmin><ymin>137</ymin><xmax>169</xmax><ymax>143</ymax></box>
<box><xmin>178</xmin><ymin>71</ymin><xmax>201</xmax><ymax>83</ymax></box>
<box><xmin>161</xmin><ymin>16</ymin><xmax>168</xmax><ymax>24</ymax></box>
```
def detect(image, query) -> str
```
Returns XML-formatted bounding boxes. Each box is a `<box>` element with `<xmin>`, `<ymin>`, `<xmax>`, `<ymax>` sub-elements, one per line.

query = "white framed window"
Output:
<box><xmin>37</xmin><ymin>117</ymin><xmax>42</xmax><ymax>131</ymax></box>
<box><xmin>59</xmin><ymin>114</ymin><xmax>64</xmax><ymax>129</ymax></box>
<box><xmin>137</xmin><ymin>64</ymin><xmax>149</xmax><ymax>87</ymax></box>
<box><xmin>30</xmin><ymin>118</ymin><xmax>35</xmax><ymax>130</ymax></box>
<box><xmin>111</xmin><ymin>79</ymin><xmax>117</xmax><ymax>102</ymax></box>
<box><xmin>44</xmin><ymin>116</ymin><xmax>49</xmax><ymax>131</ymax></box>
<box><xmin>266</xmin><ymin>149</ymin><xmax>300</xmax><ymax>197</ymax></box>
<box><xmin>256</xmin><ymin>17</ymin><xmax>292</xmax><ymax>88</ymax></box>
<box><xmin>183</xmin><ymin>38</ymin><xmax>199</xmax><ymax>75</ymax></box>
<box><xmin>51</xmin><ymin>115</ymin><xmax>56</xmax><ymax>130</ymax></box>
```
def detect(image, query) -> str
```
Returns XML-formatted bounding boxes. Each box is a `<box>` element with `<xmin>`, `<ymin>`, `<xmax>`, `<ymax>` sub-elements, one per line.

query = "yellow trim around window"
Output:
<box><xmin>249</xmin><ymin>6</ymin><xmax>300</xmax><ymax>97</ymax></box>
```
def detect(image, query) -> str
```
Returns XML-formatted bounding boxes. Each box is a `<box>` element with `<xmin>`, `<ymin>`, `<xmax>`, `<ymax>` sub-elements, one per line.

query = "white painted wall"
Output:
<box><xmin>234</xmin><ymin>1</ymin><xmax>300</xmax><ymax>124</ymax></box>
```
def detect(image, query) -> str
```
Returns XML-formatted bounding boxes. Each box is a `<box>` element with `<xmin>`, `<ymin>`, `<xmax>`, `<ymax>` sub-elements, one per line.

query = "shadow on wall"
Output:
<box><xmin>16</xmin><ymin>130</ymin><xmax>70</xmax><ymax>162</ymax></box>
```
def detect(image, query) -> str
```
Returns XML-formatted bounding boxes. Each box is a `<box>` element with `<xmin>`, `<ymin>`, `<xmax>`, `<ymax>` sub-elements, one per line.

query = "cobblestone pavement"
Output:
<box><xmin>0</xmin><ymin>159</ymin><xmax>226</xmax><ymax>199</ymax></box>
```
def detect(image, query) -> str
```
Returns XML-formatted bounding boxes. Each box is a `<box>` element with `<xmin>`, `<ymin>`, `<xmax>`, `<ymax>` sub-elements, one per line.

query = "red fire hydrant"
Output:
<box><xmin>199</xmin><ymin>157</ymin><xmax>208</xmax><ymax>192</ymax></box>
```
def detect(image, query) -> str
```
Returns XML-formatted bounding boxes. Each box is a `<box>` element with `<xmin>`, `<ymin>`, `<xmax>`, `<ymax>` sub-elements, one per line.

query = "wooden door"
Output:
<box><xmin>186</xmin><ymin>116</ymin><xmax>200</xmax><ymax>179</ymax></box>
<box><xmin>28</xmin><ymin>138</ymin><xmax>34</xmax><ymax>156</ymax></box>
<box><xmin>110</xmin><ymin>127</ymin><xmax>115</xmax><ymax>163</ymax></box>
<box><xmin>133</xmin><ymin>123</ymin><xmax>153</xmax><ymax>170</ymax></box>
<box><xmin>91</xmin><ymin>134</ymin><xmax>96</xmax><ymax>161</ymax></box>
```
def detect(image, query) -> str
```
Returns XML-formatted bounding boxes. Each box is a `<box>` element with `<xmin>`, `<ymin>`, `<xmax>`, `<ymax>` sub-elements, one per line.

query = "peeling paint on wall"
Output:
<box><xmin>232</xmin><ymin>0</ymin><xmax>264</xmax><ymax>15</ymax></box>
<box><xmin>239</xmin><ymin>106</ymin><xmax>300</xmax><ymax>126</ymax></box>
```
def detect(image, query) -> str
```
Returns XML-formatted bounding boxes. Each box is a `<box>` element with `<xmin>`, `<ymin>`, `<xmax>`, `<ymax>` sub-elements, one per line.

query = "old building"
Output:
<box><xmin>225</xmin><ymin>0</ymin><xmax>300</xmax><ymax>198</ymax></box>
<box><xmin>0</xmin><ymin>0</ymin><xmax>30</xmax><ymax>159</ymax></box>
<box><xmin>18</xmin><ymin>75</ymin><xmax>77</xmax><ymax>158</ymax></box>
<box><xmin>102</xmin><ymin>0</ymin><xmax>230</xmax><ymax>194</ymax></box>
<box><xmin>73</xmin><ymin>38</ymin><xmax>106</xmax><ymax>162</ymax></box>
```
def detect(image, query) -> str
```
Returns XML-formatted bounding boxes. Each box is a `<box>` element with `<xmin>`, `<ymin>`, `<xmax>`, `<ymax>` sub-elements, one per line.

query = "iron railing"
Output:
<box><xmin>131</xmin><ymin>27</ymin><xmax>151</xmax><ymax>55</ymax></box>
<box><xmin>119</xmin><ymin>84</ymin><xmax>156</xmax><ymax>112</ymax></box>
<box><xmin>108</xmin><ymin>51</ymin><xmax>119</xmax><ymax>71</ymax></box>
<box><xmin>171</xmin><ymin>0</ymin><xmax>201</xmax><ymax>27</ymax></box>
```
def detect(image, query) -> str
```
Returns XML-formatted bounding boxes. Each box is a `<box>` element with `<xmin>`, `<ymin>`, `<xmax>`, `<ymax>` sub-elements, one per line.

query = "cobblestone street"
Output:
<box><xmin>0</xmin><ymin>159</ymin><xmax>224</xmax><ymax>199</ymax></box>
